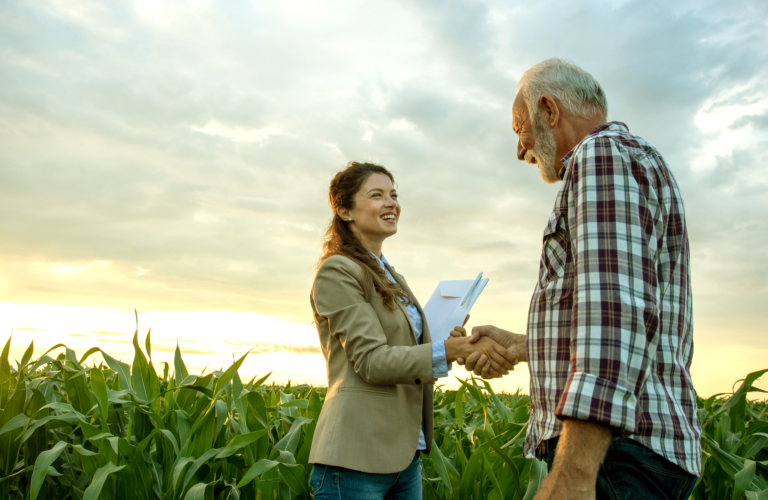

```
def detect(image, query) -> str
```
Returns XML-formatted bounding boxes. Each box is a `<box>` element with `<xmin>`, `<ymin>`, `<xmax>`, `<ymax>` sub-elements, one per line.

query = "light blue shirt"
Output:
<box><xmin>370</xmin><ymin>252</ymin><xmax>451</xmax><ymax>451</ymax></box>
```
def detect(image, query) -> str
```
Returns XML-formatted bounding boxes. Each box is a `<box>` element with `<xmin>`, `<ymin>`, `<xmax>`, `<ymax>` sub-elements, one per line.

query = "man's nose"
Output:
<box><xmin>517</xmin><ymin>140</ymin><xmax>526</xmax><ymax>161</ymax></box>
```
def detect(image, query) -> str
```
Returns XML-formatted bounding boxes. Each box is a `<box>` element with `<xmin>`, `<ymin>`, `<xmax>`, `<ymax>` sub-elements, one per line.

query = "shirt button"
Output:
<box><xmin>415</xmin><ymin>378</ymin><xmax>421</xmax><ymax>385</ymax></box>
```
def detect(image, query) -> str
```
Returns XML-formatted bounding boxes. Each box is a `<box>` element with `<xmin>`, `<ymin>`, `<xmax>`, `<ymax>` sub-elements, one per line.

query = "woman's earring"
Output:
<box><xmin>348</xmin><ymin>218</ymin><xmax>353</xmax><ymax>221</ymax></box>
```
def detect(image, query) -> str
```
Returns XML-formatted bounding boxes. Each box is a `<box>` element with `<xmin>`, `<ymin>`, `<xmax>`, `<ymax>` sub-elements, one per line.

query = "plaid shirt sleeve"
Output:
<box><xmin>554</xmin><ymin>136</ymin><xmax>660</xmax><ymax>434</ymax></box>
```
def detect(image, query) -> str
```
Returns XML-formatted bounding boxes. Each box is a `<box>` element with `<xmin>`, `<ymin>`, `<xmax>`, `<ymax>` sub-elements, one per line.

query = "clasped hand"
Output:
<box><xmin>447</xmin><ymin>324</ymin><xmax>527</xmax><ymax>379</ymax></box>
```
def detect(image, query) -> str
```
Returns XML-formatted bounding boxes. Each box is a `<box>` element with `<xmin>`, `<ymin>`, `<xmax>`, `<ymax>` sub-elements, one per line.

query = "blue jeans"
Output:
<box><xmin>310</xmin><ymin>452</ymin><xmax>422</xmax><ymax>500</ymax></box>
<box><xmin>546</xmin><ymin>437</ymin><xmax>698</xmax><ymax>500</ymax></box>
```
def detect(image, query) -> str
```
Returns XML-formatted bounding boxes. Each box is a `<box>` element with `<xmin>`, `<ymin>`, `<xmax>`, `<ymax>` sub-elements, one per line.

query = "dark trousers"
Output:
<box><xmin>545</xmin><ymin>437</ymin><xmax>698</xmax><ymax>500</ymax></box>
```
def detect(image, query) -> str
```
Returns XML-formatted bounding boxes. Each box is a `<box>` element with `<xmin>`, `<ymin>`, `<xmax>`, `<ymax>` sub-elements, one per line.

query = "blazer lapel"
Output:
<box><xmin>383</xmin><ymin>263</ymin><xmax>428</xmax><ymax>345</ymax></box>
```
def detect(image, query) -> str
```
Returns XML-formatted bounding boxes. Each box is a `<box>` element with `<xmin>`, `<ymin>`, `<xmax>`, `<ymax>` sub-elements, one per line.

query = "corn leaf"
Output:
<box><xmin>274</xmin><ymin>417</ymin><xmax>313</xmax><ymax>455</ymax></box>
<box><xmin>83</xmin><ymin>462</ymin><xmax>126</xmax><ymax>500</ymax></box>
<box><xmin>90</xmin><ymin>367</ymin><xmax>110</xmax><ymax>431</ymax></box>
<box><xmin>0</xmin><ymin>335</ymin><xmax>12</xmax><ymax>408</ymax></box>
<box><xmin>184</xmin><ymin>482</ymin><xmax>214</xmax><ymax>500</ymax></box>
<box><xmin>237</xmin><ymin>459</ymin><xmax>280</xmax><ymax>488</ymax></box>
<box><xmin>30</xmin><ymin>441</ymin><xmax>68</xmax><ymax>500</ymax></box>
<box><xmin>215</xmin><ymin>430</ymin><xmax>267</xmax><ymax>459</ymax></box>
<box><xmin>99</xmin><ymin>350</ymin><xmax>132</xmax><ymax>392</ymax></box>
<box><xmin>175</xmin><ymin>342</ymin><xmax>189</xmax><ymax>386</ymax></box>
<box><xmin>0</xmin><ymin>413</ymin><xmax>30</xmax><ymax>437</ymax></box>
<box><xmin>715</xmin><ymin>369</ymin><xmax>768</xmax><ymax>417</ymax></box>
<box><xmin>279</xmin><ymin>463</ymin><xmax>309</xmax><ymax>494</ymax></box>
<box><xmin>431</xmin><ymin>438</ymin><xmax>453</xmax><ymax>493</ymax></box>
<box><xmin>131</xmin><ymin>332</ymin><xmax>159</xmax><ymax>404</ymax></box>
<box><xmin>735</xmin><ymin>460</ymin><xmax>757</xmax><ymax>500</ymax></box>
<box><xmin>523</xmin><ymin>459</ymin><xmax>547</xmax><ymax>500</ymax></box>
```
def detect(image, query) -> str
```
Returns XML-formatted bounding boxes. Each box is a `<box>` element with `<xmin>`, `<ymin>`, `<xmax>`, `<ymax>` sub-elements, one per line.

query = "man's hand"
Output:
<box><xmin>450</xmin><ymin>322</ymin><xmax>515</xmax><ymax>379</ymax></box>
<box><xmin>461</xmin><ymin>325</ymin><xmax>527</xmax><ymax>379</ymax></box>
<box><xmin>444</xmin><ymin>329</ymin><xmax>516</xmax><ymax>377</ymax></box>
<box><xmin>533</xmin><ymin>419</ymin><xmax>612</xmax><ymax>500</ymax></box>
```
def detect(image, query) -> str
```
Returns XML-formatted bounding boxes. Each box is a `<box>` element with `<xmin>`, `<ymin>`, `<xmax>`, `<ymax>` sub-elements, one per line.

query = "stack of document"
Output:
<box><xmin>423</xmin><ymin>273</ymin><xmax>489</xmax><ymax>343</ymax></box>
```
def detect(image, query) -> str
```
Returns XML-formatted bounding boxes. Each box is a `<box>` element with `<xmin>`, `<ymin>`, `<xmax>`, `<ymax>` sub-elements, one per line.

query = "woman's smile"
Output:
<box><xmin>381</xmin><ymin>212</ymin><xmax>397</xmax><ymax>223</ymax></box>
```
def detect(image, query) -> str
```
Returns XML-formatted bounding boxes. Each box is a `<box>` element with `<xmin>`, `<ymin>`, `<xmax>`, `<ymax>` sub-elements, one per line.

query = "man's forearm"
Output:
<box><xmin>506</xmin><ymin>331</ymin><xmax>528</xmax><ymax>362</ymax></box>
<box><xmin>555</xmin><ymin>419</ymin><xmax>612</xmax><ymax>478</ymax></box>
<box><xmin>535</xmin><ymin>419</ymin><xmax>612</xmax><ymax>499</ymax></box>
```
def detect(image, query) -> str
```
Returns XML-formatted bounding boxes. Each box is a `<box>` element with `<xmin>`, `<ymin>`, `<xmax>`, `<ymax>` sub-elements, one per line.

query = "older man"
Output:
<box><xmin>457</xmin><ymin>59</ymin><xmax>702</xmax><ymax>499</ymax></box>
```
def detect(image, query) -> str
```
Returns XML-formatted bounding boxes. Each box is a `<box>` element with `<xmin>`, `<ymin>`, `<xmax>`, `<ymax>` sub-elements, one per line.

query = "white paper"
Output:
<box><xmin>423</xmin><ymin>276</ymin><xmax>489</xmax><ymax>343</ymax></box>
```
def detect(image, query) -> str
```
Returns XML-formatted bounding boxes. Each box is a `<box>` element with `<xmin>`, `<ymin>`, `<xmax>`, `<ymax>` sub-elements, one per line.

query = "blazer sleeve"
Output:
<box><xmin>313</xmin><ymin>256</ymin><xmax>434</xmax><ymax>385</ymax></box>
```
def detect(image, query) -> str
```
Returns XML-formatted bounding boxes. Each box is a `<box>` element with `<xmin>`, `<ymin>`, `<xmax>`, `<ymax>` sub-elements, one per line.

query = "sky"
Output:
<box><xmin>1</xmin><ymin>0</ymin><xmax>767</xmax><ymax>396</ymax></box>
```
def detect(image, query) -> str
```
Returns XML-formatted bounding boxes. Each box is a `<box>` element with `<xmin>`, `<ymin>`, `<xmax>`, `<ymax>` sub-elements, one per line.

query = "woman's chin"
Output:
<box><xmin>380</xmin><ymin>226</ymin><xmax>398</xmax><ymax>238</ymax></box>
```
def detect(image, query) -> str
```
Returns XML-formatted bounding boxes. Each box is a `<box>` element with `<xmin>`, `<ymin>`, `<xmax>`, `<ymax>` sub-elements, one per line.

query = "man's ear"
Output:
<box><xmin>539</xmin><ymin>95</ymin><xmax>560</xmax><ymax>127</ymax></box>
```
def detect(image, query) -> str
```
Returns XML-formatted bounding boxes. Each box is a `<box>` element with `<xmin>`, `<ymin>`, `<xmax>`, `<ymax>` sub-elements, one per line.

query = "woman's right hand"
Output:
<box><xmin>467</xmin><ymin>337</ymin><xmax>516</xmax><ymax>376</ymax></box>
<box><xmin>444</xmin><ymin>334</ymin><xmax>515</xmax><ymax>377</ymax></box>
<box><xmin>448</xmin><ymin>314</ymin><xmax>471</xmax><ymax>363</ymax></box>
<box><xmin>449</xmin><ymin>326</ymin><xmax>468</xmax><ymax>365</ymax></box>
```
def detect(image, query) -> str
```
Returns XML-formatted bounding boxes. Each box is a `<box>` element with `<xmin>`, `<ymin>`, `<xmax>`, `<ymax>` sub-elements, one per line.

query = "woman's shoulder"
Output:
<box><xmin>314</xmin><ymin>254</ymin><xmax>373</xmax><ymax>301</ymax></box>
<box><xmin>317</xmin><ymin>254</ymin><xmax>366</xmax><ymax>280</ymax></box>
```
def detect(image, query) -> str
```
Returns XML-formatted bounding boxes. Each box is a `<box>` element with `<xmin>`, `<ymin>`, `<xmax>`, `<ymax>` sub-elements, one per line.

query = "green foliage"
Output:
<box><xmin>0</xmin><ymin>331</ymin><xmax>766</xmax><ymax>499</ymax></box>
<box><xmin>694</xmin><ymin>369</ymin><xmax>768</xmax><ymax>499</ymax></box>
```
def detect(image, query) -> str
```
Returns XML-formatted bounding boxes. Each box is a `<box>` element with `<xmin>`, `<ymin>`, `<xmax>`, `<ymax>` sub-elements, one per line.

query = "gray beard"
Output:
<box><xmin>524</xmin><ymin>116</ymin><xmax>561</xmax><ymax>184</ymax></box>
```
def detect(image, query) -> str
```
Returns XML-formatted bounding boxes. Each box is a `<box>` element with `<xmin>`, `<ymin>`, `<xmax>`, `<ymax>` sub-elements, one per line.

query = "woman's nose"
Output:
<box><xmin>517</xmin><ymin>140</ymin><xmax>526</xmax><ymax>161</ymax></box>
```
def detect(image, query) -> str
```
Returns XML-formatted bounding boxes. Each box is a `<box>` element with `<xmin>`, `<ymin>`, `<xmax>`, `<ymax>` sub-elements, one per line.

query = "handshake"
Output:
<box><xmin>443</xmin><ymin>322</ymin><xmax>527</xmax><ymax>379</ymax></box>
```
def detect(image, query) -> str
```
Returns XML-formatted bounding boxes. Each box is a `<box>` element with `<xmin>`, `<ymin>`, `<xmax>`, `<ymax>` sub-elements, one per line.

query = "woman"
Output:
<box><xmin>308</xmin><ymin>162</ymin><xmax>512</xmax><ymax>499</ymax></box>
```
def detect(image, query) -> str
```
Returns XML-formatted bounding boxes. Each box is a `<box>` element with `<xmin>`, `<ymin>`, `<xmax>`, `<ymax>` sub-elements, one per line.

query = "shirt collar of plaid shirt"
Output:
<box><xmin>557</xmin><ymin>121</ymin><xmax>630</xmax><ymax>179</ymax></box>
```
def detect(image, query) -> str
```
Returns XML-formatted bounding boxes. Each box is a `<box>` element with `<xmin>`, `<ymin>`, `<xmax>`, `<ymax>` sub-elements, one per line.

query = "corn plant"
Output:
<box><xmin>0</xmin><ymin>329</ymin><xmax>321</xmax><ymax>500</ymax></box>
<box><xmin>0</xmin><ymin>327</ymin><xmax>766</xmax><ymax>499</ymax></box>
<box><xmin>424</xmin><ymin>380</ymin><xmax>544</xmax><ymax>500</ymax></box>
<box><xmin>694</xmin><ymin>369</ymin><xmax>768</xmax><ymax>500</ymax></box>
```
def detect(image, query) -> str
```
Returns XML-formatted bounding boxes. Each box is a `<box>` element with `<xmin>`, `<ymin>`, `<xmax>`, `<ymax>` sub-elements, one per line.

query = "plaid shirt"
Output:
<box><xmin>524</xmin><ymin>122</ymin><xmax>702</xmax><ymax>476</ymax></box>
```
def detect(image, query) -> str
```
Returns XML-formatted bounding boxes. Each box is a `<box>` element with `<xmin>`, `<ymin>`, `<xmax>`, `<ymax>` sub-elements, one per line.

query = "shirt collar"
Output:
<box><xmin>368</xmin><ymin>250</ymin><xmax>390</xmax><ymax>267</ymax></box>
<box><xmin>558</xmin><ymin>121</ymin><xmax>629</xmax><ymax>177</ymax></box>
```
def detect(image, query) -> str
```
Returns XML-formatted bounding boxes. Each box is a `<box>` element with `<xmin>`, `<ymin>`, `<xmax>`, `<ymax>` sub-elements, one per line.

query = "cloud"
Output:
<box><xmin>189</xmin><ymin>121</ymin><xmax>283</xmax><ymax>144</ymax></box>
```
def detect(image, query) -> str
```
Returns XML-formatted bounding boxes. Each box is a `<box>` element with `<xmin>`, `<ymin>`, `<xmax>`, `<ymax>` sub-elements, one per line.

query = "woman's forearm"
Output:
<box><xmin>353</xmin><ymin>343</ymin><xmax>435</xmax><ymax>385</ymax></box>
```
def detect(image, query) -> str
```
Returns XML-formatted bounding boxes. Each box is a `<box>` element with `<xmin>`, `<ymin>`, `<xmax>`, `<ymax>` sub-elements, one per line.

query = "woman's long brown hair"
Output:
<box><xmin>319</xmin><ymin>161</ymin><xmax>412</xmax><ymax>310</ymax></box>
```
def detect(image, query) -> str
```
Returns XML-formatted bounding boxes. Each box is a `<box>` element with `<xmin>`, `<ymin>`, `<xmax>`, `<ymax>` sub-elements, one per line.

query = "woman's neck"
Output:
<box><xmin>356</xmin><ymin>232</ymin><xmax>384</xmax><ymax>258</ymax></box>
<box><xmin>365</xmin><ymin>241</ymin><xmax>383</xmax><ymax>259</ymax></box>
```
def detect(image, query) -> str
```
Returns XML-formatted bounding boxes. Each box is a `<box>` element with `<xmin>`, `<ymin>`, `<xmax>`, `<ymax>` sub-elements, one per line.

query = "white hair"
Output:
<box><xmin>517</xmin><ymin>58</ymin><xmax>608</xmax><ymax>120</ymax></box>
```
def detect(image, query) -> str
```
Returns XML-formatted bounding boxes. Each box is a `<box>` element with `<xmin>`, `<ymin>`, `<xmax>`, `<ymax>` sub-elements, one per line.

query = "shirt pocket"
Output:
<box><xmin>538</xmin><ymin>210</ymin><xmax>569</xmax><ymax>288</ymax></box>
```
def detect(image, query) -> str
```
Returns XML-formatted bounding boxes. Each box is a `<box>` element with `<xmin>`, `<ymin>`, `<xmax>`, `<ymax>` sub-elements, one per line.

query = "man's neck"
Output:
<box><xmin>555</xmin><ymin>114</ymin><xmax>607</xmax><ymax>162</ymax></box>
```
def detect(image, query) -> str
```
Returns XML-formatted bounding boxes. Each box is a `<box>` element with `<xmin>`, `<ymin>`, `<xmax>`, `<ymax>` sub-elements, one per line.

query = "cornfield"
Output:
<box><xmin>1</xmin><ymin>329</ymin><xmax>766</xmax><ymax>499</ymax></box>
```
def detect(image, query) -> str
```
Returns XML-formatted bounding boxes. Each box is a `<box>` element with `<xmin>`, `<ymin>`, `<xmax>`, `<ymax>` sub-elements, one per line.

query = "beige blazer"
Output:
<box><xmin>308</xmin><ymin>254</ymin><xmax>434</xmax><ymax>474</ymax></box>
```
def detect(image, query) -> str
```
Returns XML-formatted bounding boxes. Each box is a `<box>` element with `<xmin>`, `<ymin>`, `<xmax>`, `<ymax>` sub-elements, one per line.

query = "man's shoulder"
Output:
<box><xmin>579</xmin><ymin>122</ymin><xmax>657</xmax><ymax>157</ymax></box>
<box><xmin>567</xmin><ymin>123</ymin><xmax>680</xmax><ymax>197</ymax></box>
